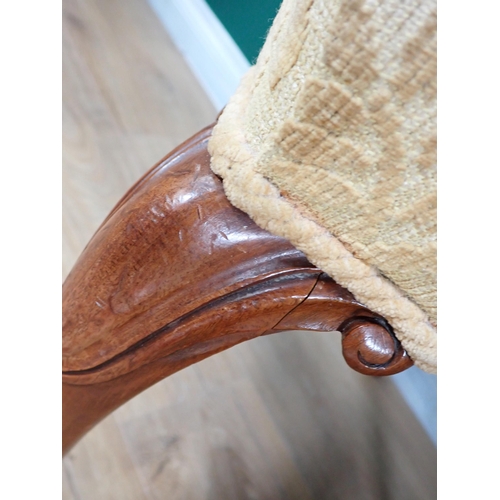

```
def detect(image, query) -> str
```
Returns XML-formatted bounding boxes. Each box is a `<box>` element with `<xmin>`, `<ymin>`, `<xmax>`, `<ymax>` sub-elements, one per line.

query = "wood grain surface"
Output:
<box><xmin>63</xmin><ymin>125</ymin><xmax>412</xmax><ymax>454</ymax></box>
<box><xmin>62</xmin><ymin>0</ymin><xmax>436</xmax><ymax>498</ymax></box>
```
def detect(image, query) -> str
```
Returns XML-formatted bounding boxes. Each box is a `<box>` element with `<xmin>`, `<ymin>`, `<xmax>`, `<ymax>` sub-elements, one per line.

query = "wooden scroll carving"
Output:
<box><xmin>62</xmin><ymin>124</ymin><xmax>412</xmax><ymax>455</ymax></box>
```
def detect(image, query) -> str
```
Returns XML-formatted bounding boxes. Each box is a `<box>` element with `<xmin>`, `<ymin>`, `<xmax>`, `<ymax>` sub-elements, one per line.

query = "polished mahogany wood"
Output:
<box><xmin>63</xmin><ymin>124</ymin><xmax>412</xmax><ymax>455</ymax></box>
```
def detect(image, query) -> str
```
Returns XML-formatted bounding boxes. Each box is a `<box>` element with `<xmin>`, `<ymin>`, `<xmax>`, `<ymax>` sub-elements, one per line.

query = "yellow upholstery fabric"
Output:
<box><xmin>209</xmin><ymin>0</ymin><xmax>437</xmax><ymax>373</ymax></box>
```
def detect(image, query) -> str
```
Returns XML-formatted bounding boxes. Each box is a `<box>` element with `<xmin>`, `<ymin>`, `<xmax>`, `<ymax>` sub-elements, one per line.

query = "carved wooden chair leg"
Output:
<box><xmin>62</xmin><ymin>124</ymin><xmax>412</xmax><ymax>455</ymax></box>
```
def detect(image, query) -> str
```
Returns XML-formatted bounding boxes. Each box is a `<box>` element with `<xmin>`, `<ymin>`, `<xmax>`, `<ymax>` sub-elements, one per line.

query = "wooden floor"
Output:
<box><xmin>62</xmin><ymin>0</ymin><xmax>437</xmax><ymax>498</ymax></box>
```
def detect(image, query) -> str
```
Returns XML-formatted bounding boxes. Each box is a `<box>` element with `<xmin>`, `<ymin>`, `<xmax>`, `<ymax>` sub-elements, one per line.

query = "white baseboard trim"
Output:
<box><xmin>392</xmin><ymin>367</ymin><xmax>437</xmax><ymax>444</ymax></box>
<box><xmin>148</xmin><ymin>0</ymin><xmax>250</xmax><ymax>111</ymax></box>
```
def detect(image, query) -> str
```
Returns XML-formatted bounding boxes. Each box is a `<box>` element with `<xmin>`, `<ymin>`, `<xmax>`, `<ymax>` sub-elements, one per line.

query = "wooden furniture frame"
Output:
<box><xmin>62</xmin><ymin>124</ymin><xmax>412</xmax><ymax>455</ymax></box>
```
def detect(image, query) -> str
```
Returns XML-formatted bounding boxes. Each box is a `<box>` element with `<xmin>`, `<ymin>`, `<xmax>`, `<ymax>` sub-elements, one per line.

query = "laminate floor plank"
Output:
<box><xmin>62</xmin><ymin>0</ymin><xmax>215</xmax><ymax>276</ymax></box>
<box><xmin>62</xmin><ymin>1</ymin><xmax>436</xmax><ymax>498</ymax></box>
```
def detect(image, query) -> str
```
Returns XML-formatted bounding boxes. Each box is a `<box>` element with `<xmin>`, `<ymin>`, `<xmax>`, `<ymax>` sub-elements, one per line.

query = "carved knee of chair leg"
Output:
<box><xmin>62</xmin><ymin>125</ymin><xmax>413</xmax><ymax>455</ymax></box>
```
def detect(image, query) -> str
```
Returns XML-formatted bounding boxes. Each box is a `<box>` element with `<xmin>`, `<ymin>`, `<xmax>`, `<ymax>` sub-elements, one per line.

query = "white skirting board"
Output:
<box><xmin>148</xmin><ymin>0</ymin><xmax>250</xmax><ymax>111</ymax></box>
<box><xmin>392</xmin><ymin>367</ymin><xmax>436</xmax><ymax>444</ymax></box>
<box><xmin>147</xmin><ymin>0</ymin><xmax>437</xmax><ymax>445</ymax></box>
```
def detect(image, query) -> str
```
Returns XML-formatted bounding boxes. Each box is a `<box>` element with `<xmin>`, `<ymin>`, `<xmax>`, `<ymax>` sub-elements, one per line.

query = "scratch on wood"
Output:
<box><xmin>95</xmin><ymin>297</ymin><xmax>106</xmax><ymax>308</ymax></box>
<box><xmin>191</xmin><ymin>163</ymin><xmax>201</xmax><ymax>185</ymax></box>
<box><xmin>164</xmin><ymin>195</ymin><xmax>173</xmax><ymax>209</ymax></box>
